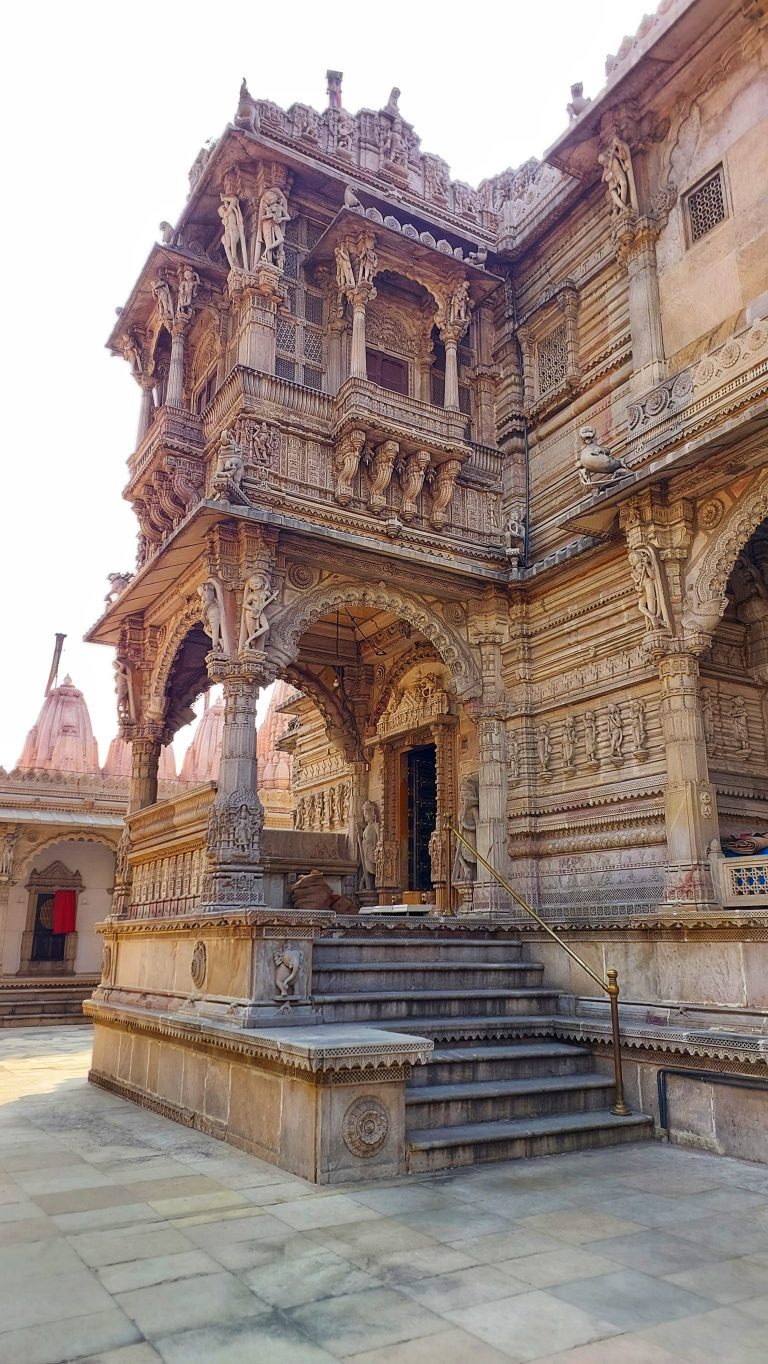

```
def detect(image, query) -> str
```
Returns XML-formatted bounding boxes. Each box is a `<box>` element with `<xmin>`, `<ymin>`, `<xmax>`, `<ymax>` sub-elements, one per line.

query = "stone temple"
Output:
<box><xmin>84</xmin><ymin>0</ymin><xmax>768</xmax><ymax>1178</ymax></box>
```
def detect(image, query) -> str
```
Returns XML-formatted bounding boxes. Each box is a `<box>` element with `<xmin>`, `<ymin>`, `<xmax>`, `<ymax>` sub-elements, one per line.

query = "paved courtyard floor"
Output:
<box><xmin>0</xmin><ymin>1028</ymin><xmax>767</xmax><ymax>1364</ymax></box>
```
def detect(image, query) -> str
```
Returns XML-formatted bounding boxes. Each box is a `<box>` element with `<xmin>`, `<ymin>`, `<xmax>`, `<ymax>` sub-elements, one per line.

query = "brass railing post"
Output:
<box><xmin>444</xmin><ymin>821</ymin><xmax>631</xmax><ymax>1117</ymax></box>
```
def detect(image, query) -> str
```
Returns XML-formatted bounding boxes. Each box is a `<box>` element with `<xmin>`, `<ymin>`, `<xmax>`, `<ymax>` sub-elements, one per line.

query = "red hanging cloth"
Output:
<box><xmin>52</xmin><ymin>889</ymin><xmax>77</xmax><ymax>934</ymax></box>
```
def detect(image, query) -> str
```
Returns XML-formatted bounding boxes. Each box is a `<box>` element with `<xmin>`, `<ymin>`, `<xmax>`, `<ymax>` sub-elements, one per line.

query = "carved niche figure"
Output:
<box><xmin>453</xmin><ymin>776</ymin><xmax>479</xmax><ymax>883</ymax></box>
<box><xmin>701</xmin><ymin>688</ymin><xmax>716</xmax><ymax>752</ymax></box>
<box><xmin>219</xmin><ymin>192</ymin><xmax>249</xmax><ymax>271</ymax></box>
<box><xmin>598</xmin><ymin>137</ymin><xmax>636</xmax><ymax>214</ymax></box>
<box><xmin>584</xmin><ymin>709</ymin><xmax>598</xmax><ymax>764</ymax></box>
<box><xmin>105</xmin><ymin>571</ymin><xmax>131</xmax><ymax>603</ymax></box>
<box><xmin>335</xmin><ymin>241</ymin><xmax>356</xmax><ymax>292</ymax></box>
<box><xmin>448</xmin><ymin>280</ymin><xmax>471</xmax><ymax>329</ymax></box>
<box><xmin>121</xmin><ymin>333</ymin><xmax>143</xmax><ymax>377</ymax></box>
<box><xmin>566</xmin><ymin>82</ymin><xmax>591</xmax><ymax>120</ymax></box>
<box><xmin>0</xmin><ymin>829</ymin><xmax>17</xmax><ymax>881</ymax></box>
<box><xmin>629</xmin><ymin>545</ymin><xmax>673</xmax><ymax>634</ymax></box>
<box><xmin>506</xmin><ymin>729</ymin><xmax>520</xmax><ymax>781</ymax></box>
<box><xmin>198</xmin><ymin>578</ymin><xmax>227</xmax><ymax>654</ymax></box>
<box><xmin>113</xmin><ymin>659</ymin><xmax>134</xmax><ymax>723</ymax></box>
<box><xmin>384</xmin><ymin>119</ymin><xmax>408</xmax><ymax>169</ymax></box>
<box><xmin>335</xmin><ymin>111</ymin><xmax>356</xmax><ymax>155</ymax></box>
<box><xmin>151</xmin><ymin>275</ymin><xmax>175</xmax><ymax>327</ymax></box>
<box><xmin>398</xmin><ymin>450</ymin><xmax>431</xmax><ymax>521</ymax></box>
<box><xmin>630</xmin><ymin>698</ymin><xmax>647</xmax><ymax>752</ymax></box>
<box><xmin>562</xmin><ymin>715</ymin><xmax>576</xmax><ymax>770</ymax></box>
<box><xmin>357</xmin><ymin>237</ymin><xmax>378</xmax><ymax>285</ymax></box>
<box><xmin>384</xmin><ymin>87</ymin><xmax>401</xmax><ymax>117</ymax></box>
<box><xmin>576</xmin><ymin>427</ymin><xmax>626</xmax><ymax>487</ymax></box>
<box><xmin>240</xmin><ymin>573</ymin><xmax>278</xmax><ymax>651</ymax></box>
<box><xmin>250</xmin><ymin>422</ymin><xmax>279</xmax><ymax>466</ymax></box>
<box><xmin>358</xmin><ymin>799</ymin><xmax>380</xmax><ymax>890</ymax></box>
<box><xmin>428</xmin><ymin>826</ymin><xmax>445</xmax><ymax>883</ymax></box>
<box><xmin>537</xmin><ymin>724</ymin><xmax>552</xmax><ymax>773</ymax></box>
<box><xmin>731</xmin><ymin>696</ymin><xmax>750</xmax><ymax>756</ymax></box>
<box><xmin>504</xmin><ymin>507</ymin><xmax>526</xmax><ymax>561</ymax></box>
<box><xmin>608</xmin><ymin>703</ymin><xmax>624</xmax><ymax>759</ymax></box>
<box><xmin>273</xmin><ymin>946</ymin><xmax>304</xmax><ymax>999</ymax></box>
<box><xmin>253</xmin><ymin>188</ymin><xmax>290</xmax><ymax>269</ymax></box>
<box><xmin>466</xmin><ymin>244</ymin><xmax>487</xmax><ymax>266</ymax></box>
<box><xmin>177</xmin><ymin>267</ymin><xmax>200</xmax><ymax>315</ymax></box>
<box><xmin>215</xmin><ymin>429</ymin><xmax>245</xmax><ymax>490</ymax></box>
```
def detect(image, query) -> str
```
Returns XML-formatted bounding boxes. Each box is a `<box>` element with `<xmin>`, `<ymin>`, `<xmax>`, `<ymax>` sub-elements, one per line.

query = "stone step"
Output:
<box><xmin>408</xmin><ymin>1040</ymin><xmax>594</xmax><ymax>1085</ymax></box>
<box><xmin>315</xmin><ymin>937</ymin><xmax>524</xmax><ymax>963</ymax></box>
<box><xmin>405</xmin><ymin>1074</ymin><xmax>614</xmax><ymax>1126</ymax></box>
<box><xmin>314</xmin><ymin>989</ymin><xmax>560</xmax><ymax>1024</ymax></box>
<box><xmin>312</xmin><ymin>961</ymin><xmax>543</xmax><ymax>993</ymax></box>
<box><xmin>406</xmin><ymin>1110</ymin><xmax>654</xmax><ymax>1173</ymax></box>
<box><xmin>383</xmin><ymin>1014</ymin><xmax>560</xmax><ymax>1042</ymax></box>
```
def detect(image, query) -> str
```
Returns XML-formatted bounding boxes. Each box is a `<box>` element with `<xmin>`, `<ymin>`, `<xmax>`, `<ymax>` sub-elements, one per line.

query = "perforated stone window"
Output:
<box><xmin>536</xmin><ymin>322</ymin><xmax>568</xmax><ymax>396</ymax></box>
<box><xmin>686</xmin><ymin>168</ymin><xmax>727</xmax><ymax>244</ymax></box>
<box><xmin>274</xmin><ymin>216</ymin><xmax>326</xmax><ymax>388</ymax></box>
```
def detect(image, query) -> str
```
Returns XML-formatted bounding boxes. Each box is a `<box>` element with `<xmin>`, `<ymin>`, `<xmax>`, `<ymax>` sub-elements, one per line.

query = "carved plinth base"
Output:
<box><xmin>472</xmin><ymin>881</ymin><xmax>516</xmax><ymax>917</ymax></box>
<box><xmin>454</xmin><ymin>883</ymin><xmax>476</xmax><ymax>914</ymax></box>
<box><xmin>584</xmin><ymin>761</ymin><xmax>600</xmax><ymax>774</ymax></box>
<box><xmin>633</xmin><ymin>748</ymin><xmax>649</xmax><ymax>762</ymax></box>
<box><xmin>201</xmin><ymin>866</ymin><xmax>265</xmax><ymax>908</ymax></box>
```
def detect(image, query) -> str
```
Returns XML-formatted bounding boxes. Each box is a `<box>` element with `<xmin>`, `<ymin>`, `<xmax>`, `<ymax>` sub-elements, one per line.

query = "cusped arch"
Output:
<box><xmin>283</xmin><ymin>665</ymin><xmax>361</xmax><ymax>760</ymax></box>
<box><xmin>370</xmin><ymin>641</ymin><xmax>443</xmax><ymax>728</ymax></box>
<box><xmin>685</xmin><ymin>470</ymin><xmax>768</xmax><ymax>635</ymax></box>
<box><xmin>17</xmin><ymin>833</ymin><xmax>118</xmax><ymax>880</ymax></box>
<box><xmin>269</xmin><ymin>581</ymin><xmax>481</xmax><ymax>701</ymax></box>
<box><xmin>149</xmin><ymin>599</ymin><xmax>207</xmax><ymax>714</ymax></box>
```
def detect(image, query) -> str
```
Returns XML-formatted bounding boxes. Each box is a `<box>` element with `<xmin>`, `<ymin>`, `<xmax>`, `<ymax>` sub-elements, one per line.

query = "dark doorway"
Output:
<box><xmin>407</xmin><ymin>744</ymin><xmax>437</xmax><ymax>892</ymax></box>
<box><xmin>366</xmin><ymin>348</ymin><xmax>409</xmax><ymax>395</ymax></box>
<box><xmin>31</xmin><ymin>894</ymin><xmax>65</xmax><ymax>963</ymax></box>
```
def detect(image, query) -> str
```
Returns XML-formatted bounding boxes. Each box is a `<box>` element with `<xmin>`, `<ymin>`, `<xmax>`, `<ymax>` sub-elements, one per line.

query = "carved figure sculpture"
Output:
<box><xmin>562</xmin><ymin>715</ymin><xmax>576</xmax><ymax>769</ymax></box>
<box><xmin>253</xmin><ymin>188</ymin><xmax>290</xmax><ymax>269</ymax></box>
<box><xmin>584</xmin><ymin>710</ymin><xmax>598</xmax><ymax>764</ymax></box>
<box><xmin>629</xmin><ymin>545</ymin><xmax>673</xmax><ymax>633</ymax></box>
<box><xmin>577</xmin><ymin>427</ymin><xmax>626</xmax><ymax>487</ymax></box>
<box><xmin>453</xmin><ymin>776</ymin><xmax>479</xmax><ymax>883</ymax></box>
<box><xmin>598</xmin><ymin>137</ymin><xmax>635</xmax><ymax>214</ymax></box>
<box><xmin>333</xmin><ymin>429</ymin><xmax>366</xmax><ymax>506</ymax></box>
<box><xmin>219</xmin><ymin>193</ymin><xmax>249</xmax><ymax>271</ymax></box>
<box><xmin>358</xmin><ymin>800</ymin><xmax>380</xmax><ymax>890</ymax></box>
<box><xmin>428</xmin><ymin>826</ymin><xmax>445</xmax><ymax>882</ymax></box>
<box><xmin>398</xmin><ymin>450</ymin><xmax>431</xmax><ymax>520</ymax></box>
<box><xmin>113</xmin><ymin>659</ymin><xmax>134</xmax><ymax>723</ymax></box>
<box><xmin>199</xmin><ymin>578</ymin><xmax>226</xmax><ymax>653</ymax></box>
<box><xmin>336</xmin><ymin>113</ymin><xmax>356</xmax><ymax>155</ymax></box>
<box><xmin>357</xmin><ymin>238</ymin><xmax>378</xmax><ymax>285</ymax></box>
<box><xmin>608</xmin><ymin>703</ymin><xmax>624</xmax><ymax>758</ymax></box>
<box><xmin>273</xmin><ymin>946</ymin><xmax>304</xmax><ymax>999</ymax></box>
<box><xmin>385</xmin><ymin>87</ymin><xmax>401</xmax><ymax>116</ymax></box>
<box><xmin>105</xmin><ymin>572</ymin><xmax>131</xmax><ymax>602</ymax></box>
<box><xmin>631</xmin><ymin>699</ymin><xmax>647</xmax><ymax>751</ymax></box>
<box><xmin>0</xmin><ymin>829</ymin><xmax>17</xmax><ymax>880</ymax></box>
<box><xmin>567</xmin><ymin>82</ymin><xmax>591</xmax><ymax>120</ymax></box>
<box><xmin>335</xmin><ymin>242</ymin><xmax>356</xmax><ymax>292</ymax></box>
<box><xmin>151</xmin><ymin>276</ymin><xmax>175</xmax><ymax>327</ymax></box>
<box><xmin>366</xmin><ymin>440</ymin><xmax>399</xmax><ymax>513</ymax></box>
<box><xmin>385</xmin><ymin>120</ymin><xmax>408</xmax><ymax>168</ymax></box>
<box><xmin>537</xmin><ymin>724</ymin><xmax>552</xmax><ymax>773</ymax></box>
<box><xmin>427</xmin><ymin>457</ymin><xmax>463</xmax><ymax>529</ymax></box>
<box><xmin>122</xmin><ymin>333</ymin><xmax>143</xmax><ymax>377</ymax></box>
<box><xmin>507</xmin><ymin>729</ymin><xmax>519</xmax><ymax>780</ymax></box>
<box><xmin>466</xmin><ymin>245</ymin><xmax>487</xmax><ymax>267</ymax></box>
<box><xmin>449</xmin><ymin>281</ymin><xmax>471</xmax><ymax>328</ymax></box>
<box><xmin>732</xmin><ymin>696</ymin><xmax>750</xmax><ymax>755</ymax></box>
<box><xmin>177</xmin><ymin>267</ymin><xmax>200</xmax><ymax>314</ymax></box>
<box><xmin>234</xmin><ymin>78</ymin><xmax>258</xmax><ymax>132</ymax></box>
<box><xmin>215</xmin><ymin>429</ymin><xmax>245</xmax><ymax>490</ymax></box>
<box><xmin>240</xmin><ymin>573</ymin><xmax>278</xmax><ymax>651</ymax></box>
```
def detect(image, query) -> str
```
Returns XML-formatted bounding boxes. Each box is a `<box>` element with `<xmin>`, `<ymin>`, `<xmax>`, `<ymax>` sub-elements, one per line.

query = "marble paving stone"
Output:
<box><xmin>241</xmin><ymin>1179</ymin><xmax>320</xmax><ymax>1206</ymax></box>
<box><xmin>204</xmin><ymin>1230</ymin><xmax>323</xmax><ymax>1273</ymax></box>
<box><xmin>449</xmin><ymin>1227</ymin><xmax>564</xmax><ymax>1264</ymax></box>
<box><xmin>114</xmin><ymin>1270</ymin><xmax>267</xmax><ymax>1338</ymax></box>
<box><xmin>269</xmin><ymin>1193</ymin><xmax>381</xmax><ymax>1230</ymax></box>
<box><xmin>287</xmin><ymin>1286</ymin><xmax>447</xmax><ymax>1357</ymax></box>
<box><xmin>0</xmin><ymin>1267</ymin><xmax>116</xmax><ymax>1332</ymax></box>
<box><xmin>78</xmin><ymin>1346</ymin><xmax>164</xmax><ymax>1364</ymax></box>
<box><xmin>67</xmin><ymin>1224</ymin><xmax>194</xmax><ymax>1268</ymax></box>
<box><xmin>242</xmin><ymin>1246</ymin><xmax>381</xmax><ymax>1307</ymax></box>
<box><xmin>639</xmin><ymin>1304</ymin><xmax>768</xmax><ymax>1363</ymax></box>
<box><xmin>516</xmin><ymin>1206</ymin><xmax>649</xmax><ymax>1244</ymax></box>
<box><xmin>14</xmin><ymin>1167</ymin><xmax>116</xmax><ymax>1195</ymax></box>
<box><xmin>34</xmin><ymin>1184</ymin><xmax>148</xmax><ymax>1216</ymax></box>
<box><xmin>368</xmin><ymin>1244</ymin><xmax>480</xmax><ymax>1286</ymax></box>
<box><xmin>588</xmin><ymin>1228</ymin><xmax>725</xmax><ymax>1276</ymax></box>
<box><xmin>0</xmin><ymin>1236</ymin><xmax>85</xmax><ymax>1280</ymax></box>
<box><xmin>549</xmin><ymin>1267</ymin><xmax>715</xmax><ymax>1331</ymax></box>
<box><xmin>97</xmin><ymin>1248</ymin><xmax>223</xmax><ymax>1294</ymax></box>
<box><xmin>0</xmin><ymin>1198</ymin><xmax>53</xmax><ymax>1223</ymax></box>
<box><xmin>53</xmin><ymin>1201</ymin><xmax>166</xmax><ymax>1234</ymax></box>
<box><xmin>152</xmin><ymin>1314</ymin><xmax>338</xmax><ymax>1364</ymax></box>
<box><xmin>307</xmin><ymin>1216</ymin><xmax>439</xmax><ymax>1258</ymax></box>
<box><xmin>395</xmin><ymin>1204</ymin><xmax>518</xmax><ymax>1243</ymax></box>
<box><xmin>664</xmin><ymin>1255</ymin><xmax>768</xmax><ymax>1304</ymax></box>
<box><xmin>447</xmin><ymin>1289</ymin><xmax>620</xmax><ymax>1362</ymax></box>
<box><xmin>530</xmin><ymin>1337</ymin><xmax>689</xmax><ymax>1363</ymax></box>
<box><xmin>0</xmin><ymin>1308</ymin><xmax>142</xmax><ymax>1364</ymax></box>
<box><xmin>0</xmin><ymin>1214</ymin><xmax>59</xmax><ymax>1242</ymax></box>
<box><xmin>668</xmin><ymin>1211</ymin><xmax>768</xmax><ymax>1257</ymax></box>
<box><xmin>345</xmin><ymin>1325</ymin><xmax>514</xmax><ymax>1362</ymax></box>
<box><xmin>740</xmin><ymin>1292</ymin><xmax>768</xmax><ymax>1321</ymax></box>
<box><xmin>146</xmin><ymin>1189</ymin><xmax>248</xmax><ymax>1218</ymax></box>
<box><xmin>122</xmin><ymin>1175</ymin><xmax>228</xmax><ymax>1201</ymax></box>
<box><xmin>496</xmin><ymin>1245</ymin><xmax>617</xmax><ymax>1289</ymax></box>
<box><xmin>344</xmin><ymin>1183</ymin><xmax>459</xmax><ymax>1215</ymax></box>
<box><xmin>174</xmin><ymin>1210</ymin><xmax>295</xmax><ymax>1248</ymax></box>
<box><xmin>397</xmin><ymin>1263</ymin><xmax>529</xmax><ymax>1311</ymax></box>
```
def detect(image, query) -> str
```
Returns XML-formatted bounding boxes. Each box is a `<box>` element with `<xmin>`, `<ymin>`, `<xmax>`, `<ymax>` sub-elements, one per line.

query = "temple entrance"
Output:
<box><xmin>406</xmin><ymin>743</ymin><xmax>436</xmax><ymax>892</ymax></box>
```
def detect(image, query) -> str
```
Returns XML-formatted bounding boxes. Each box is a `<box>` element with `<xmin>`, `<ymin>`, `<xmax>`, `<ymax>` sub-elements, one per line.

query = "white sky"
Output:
<box><xmin>0</xmin><ymin>0</ymin><xmax>651</xmax><ymax>769</ymax></box>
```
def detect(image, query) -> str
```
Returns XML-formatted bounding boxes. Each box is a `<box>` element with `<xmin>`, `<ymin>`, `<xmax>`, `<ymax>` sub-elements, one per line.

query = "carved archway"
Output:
<box><xmin>284</xmin><ymin>665</ymin><xmax>361</xmax><ymax>760</ymax></box>
<box><xmin>268</xmin><ymin>581</ymin><xmax>481</xmax><ymax>701</ymax></box>
<box><xmin>17</xmin><ymin>834</ymin><xmax>118</xmax><ymax>879</ymax></box>
<box><xmin>370</xmin><ymin>641</ymin><xmax>445</xmax><ymax>729</ymax></box>
<box><xmin>685</xmin><ymin>471</ymin><xmax>768</xmax><ymax>637</ymax></box>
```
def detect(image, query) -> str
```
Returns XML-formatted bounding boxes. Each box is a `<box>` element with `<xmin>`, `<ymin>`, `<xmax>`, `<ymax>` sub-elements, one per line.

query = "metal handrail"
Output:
<box><xmin>444</xmin><ymin>816</ymin><xmax>630</xmax><ymax>1118</ymax></box>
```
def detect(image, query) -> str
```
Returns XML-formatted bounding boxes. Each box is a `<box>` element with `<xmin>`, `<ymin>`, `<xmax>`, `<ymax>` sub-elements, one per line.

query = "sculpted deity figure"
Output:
<box><xmin>598</xmin><ymin>137</ymin><xmax>636</xmax><ymax>214</ymax></box>
<box><xmin>151</xmin><ymin>276</ymin><xmax>175</xmax><ymax>327</ymax></box>
<box><xmin>335</xmin><ymin>242</ymin><xmax>356</xmax><ymax>293</ymax></box>
<box><xmin>273</xmin><ymin>947</ymin><xmax>304</xmax><ymax>999</ymax></box>
<box><xmin>385</xmin><ymin>120</ymin><xmax>408</xmax><ymax>168</ymax></box>
<box><xmin>537</xmin><ymin>724</ymin><xmax>552</xmax><ymax>773</ymax></box>
<box><xmin>0</xmin><ymin>829</ymin><xmax>17</xmax><ymax>880</ymax></box>
<box><xmin>384</xmin><ymin>87</ymin><xmax>401</xmax><ymax>117</ymax></box>
<box><xmin>732</xmin><ymin>696</ymin><xmax>750</xmax><ymax>755</ymax></box>
<box><xmin>105</xmin><ymin>571</ymin><xmax>131</xmax><ymax>603</ymax></box>
<box><xmin>629</xmin><ymin>545</ymin><xmax>673</xmax><ymax>634</ymax></box>
<box><xmin>507</xmin><ymin>729</ymin><xmax>520</xmax><ymax>780</ymax></box>
<box><xmin>584</xmin><ymin>710</ymin><xmax>598</xmax><ymax>764</ymax></box>
<box><xmin>448</xmin><ymin>280</ymin><xmax>471</xmax><ymax>329</ymax></box>
<box><xmin>219</xmin><ymin>192</ymin><xmax>249</xmax><ymax>271</ymax></box>
<box><xmin>630</xmin><ymin>698</ymin><xmax>647</xmax><ymax>751</ymax></box>
<box><xmin>562</xmin><ymin>715</ymin><xmax>576</xmax><ymax>769</ymax></box>
<box><xmin>608</xmin><ymin>703</ymin><xmax>624</xmax><ymax>758</ymax></box>
<box><xmin>357</xmin><ymin>238</ymin><xmax>378</xmax><ymax>285</ymax></box>
<box><xmin>113</xmin><ymin>659</ymin><xmax>134</xmax><ymax>723</ymax></box>
<box><xmin>240</xmin><ymin>573</ymin><xmax>278</xmax><ymax>651</ymax></box>
<box><xmin>199</xmin><ymin>578</ymin><xmax>227</xmax><ymax>654</ymax></box>
<box><xmin>122</xmin><ymin>332</ymin><xmax>143</xmax><ymax>377</ymax></box>
<box><xmin>253</xmin><ymin>188</ymin><xmax>290</xmax><ymax>269</ymax></box>
<box><xmin>177</xmin><ymin>267</ymin><xmax>200</xmax><ymax>314</ymax></box>
<box><xmin>335</xmin><ymin>110</ymin><xmax>356</xmax><ymax>154</ymax></box>
<box><xmin>428</xmin><ymin>826</ymin><xmax>445</xmax><ymax>882</ymax></box>
<box><xmin>215</xmin><ymin>429</ymin><xmax>245</xmax><ymax>489</ymax></box>
<box><xmin>453</xmin><ymin>776</ymin><xmax>479</xmax><ymax>883</ymax></box>
<box><xmin>358</xmin><ymin>799</ymin><xmax>380</xmax><ymax>890</ymax></box>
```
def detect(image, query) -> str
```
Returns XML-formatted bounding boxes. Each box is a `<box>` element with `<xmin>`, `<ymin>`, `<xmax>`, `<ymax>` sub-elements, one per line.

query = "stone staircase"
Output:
<box><xmin>0</xmin><ymin>978</ymin><xmax>98</xmax><ymax>1029</ymax></box>
<box><xmin>312</xmin><ymin>926</ymin><xmax>652</xmax><ymax>1172</ymax></box>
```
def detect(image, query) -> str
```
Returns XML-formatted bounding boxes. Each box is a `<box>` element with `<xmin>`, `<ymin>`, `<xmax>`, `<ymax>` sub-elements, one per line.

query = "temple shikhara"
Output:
<box><xmin>71</xmin><ymin>0</ymin><xmax>767</xmax><ymax>1177</ymax></box>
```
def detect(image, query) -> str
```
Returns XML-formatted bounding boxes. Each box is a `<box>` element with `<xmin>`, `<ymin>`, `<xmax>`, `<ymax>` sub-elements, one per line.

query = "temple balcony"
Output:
<box><xmin>333</xmin><ymin>376</ymin><xmax>470</xmax><ymax>451</ymax></box>
<box><xmin>124</xmin><ymin>406</ymin><xmax>207</xmax><ymax>562</ymax></box>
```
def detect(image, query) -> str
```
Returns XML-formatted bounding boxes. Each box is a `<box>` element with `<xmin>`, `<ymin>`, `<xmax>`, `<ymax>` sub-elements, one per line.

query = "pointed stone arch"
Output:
<box><xmin>268</xmin><ymin>581</ymin><xmax>481</xmax><ymax>701</ymax></box>
<box><xmin>685</xmin><ymin>470</ymin><xmax>768</xmax><ymax>637</ymax></box>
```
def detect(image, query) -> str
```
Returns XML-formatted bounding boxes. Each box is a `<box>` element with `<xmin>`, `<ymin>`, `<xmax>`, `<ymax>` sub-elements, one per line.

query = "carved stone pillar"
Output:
<box><xmin>349</xmin><ymin>281</ymin><xmax>376</xmax><ymax>378</ymax></box>
<box><xmin>615</xmin><ymin>214</ymin><xmax>666</xmax><ymax>393</ymax></box>
<box><xmin>203</xmin><ymin>658</ymin><xmax>268</xmax><ymax>907</ymax></box>
<box><xmin>467</xmin><ymin>366</ymin><xmax>498</xmax><ymax>446</ymax></box>
<box><xmin>128</xmin><ymin>734</ymin><xmax>162</xmax><ymax>814</ymax></box>
<box><xmin>437</xmin><ymin>283</ymin><xmax>471</xmax><ymax>412</ymax></box>
<box><xmin>377</xmin><ymin>742</ymin><xmax>402</xmax><ymax>901</ymax></box>
<box><xmin>229</xmin><ymin>266</ymin><xmax>284</xmax><ymax>374</ymax></box>
<box><xmin>137</xmin><ymin>379</ymin><xmax>155</xmax><ymax>444</ymax></box>
<box><xmin>430</xmin><ymin>720</ymin><xmax>457</xmax><ymax>913</ymax></box>
<box><xmin>443</xmin><ymin>336</ymin><xmax>460</xmax><ymax>410</ymax></box>
<box><xmin>473</xmin><ymin>712</ymin><xmax>513</xmax><ymax>914</ymax></box>
<box><xmin>656</xmin><ymin>649</ymin><xmax>719</xmax><ymax>912</ymax></box>
<box><xmin>336</xmin><ymin>233</ymin><xmax>378</xmax><ymax>380</ymax></box>
<box><xmin>166</xmin><ymin>321</ymin><xmax>187</xmax><ymax>409</ymax></box>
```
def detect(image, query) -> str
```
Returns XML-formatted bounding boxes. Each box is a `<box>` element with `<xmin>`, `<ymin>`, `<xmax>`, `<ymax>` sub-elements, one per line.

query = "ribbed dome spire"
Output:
<box><xmin>257</xmin><ymin>680</ymin><xmax>295</xmax><ymax>791</ymax></box>
<box><xmin>17</xmin><ymin>676</ymin><xmax>100</xmax><ymax>774</ymax></box>
<box><xmin>180</xmin><ymin>697</ymin><xmax>224</xmax><ymax>783</ymax></box>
